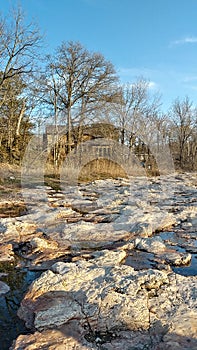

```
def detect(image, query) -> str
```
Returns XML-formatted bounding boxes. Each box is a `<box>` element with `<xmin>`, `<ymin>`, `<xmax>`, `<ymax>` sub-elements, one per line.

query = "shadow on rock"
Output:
<box><xmin>11</xmin><ymin>250</ymin><xmax>197</xmax><ymax>349</ymax></box>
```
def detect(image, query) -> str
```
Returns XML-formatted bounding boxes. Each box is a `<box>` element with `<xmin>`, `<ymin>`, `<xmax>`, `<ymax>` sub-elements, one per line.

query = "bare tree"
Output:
<box><xmin>0</xmin><ymin>6</ymin><xmax>42</xmax><ymax>88</ymax></box>
<box><xmin>112</xmin><ymin>78</ymin><xmax>161</xmax><ymax>146</ymax></box>
<box><xmin>169</xmin><ymin>96</ymin><xmax>197</xmax><ymax>168</ymax></box>
<box><xmin>0</xmin><ymin>74</ymin><xmax>33</xmax><ymax>162</ymax></box>
<box><xmin>0</xmin><ymin>6</ymin><xmax>42</xmax><ymax>162</ymax></box>
<box><xmin>49</xmin><ymin>41</ymin><xmax>119</xmax><ymax>152</ymax></box>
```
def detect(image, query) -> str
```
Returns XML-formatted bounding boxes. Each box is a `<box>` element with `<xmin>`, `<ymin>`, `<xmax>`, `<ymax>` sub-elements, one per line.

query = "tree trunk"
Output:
<box><xmin>67</xmin><ymin>106</ymin><xmax>72</xmax><ymax>153</ymax></box>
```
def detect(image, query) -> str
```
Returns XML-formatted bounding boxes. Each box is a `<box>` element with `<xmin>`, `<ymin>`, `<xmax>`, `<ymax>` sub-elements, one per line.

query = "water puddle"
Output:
<box><xmin>172</xmin><ymin>254</ymin><xmax>197</xmax><ymax>276</ymax></box>
<box><xmin>124</xmin><ymin>244</ymin><xmax>197</xmax><ymax>276</ymax></box>
<box><xmin>156</xmin><ymin>231</ymin><xmax>197</xmax><ymax>276</ymax></box>
<box><xmin>0</xmin><ymin>261</ymin><xmax>42</xmax><ymax>350</ymax></box>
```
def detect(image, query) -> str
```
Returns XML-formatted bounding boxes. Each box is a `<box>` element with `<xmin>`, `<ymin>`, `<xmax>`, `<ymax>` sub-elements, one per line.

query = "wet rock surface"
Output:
<box><xmin>0</xmin><ymin>280</ymin><xmax>10</xmax><ymax>295</ymax></box>
<box><xmin>0</xmin><ymin>261</ymin><xmax>41</xmax><ymax>350</ymax></box>
<box><xmin>0</xmin><ymin>172</ymin><xmax>196</xmax><ymax>349</ymax></box>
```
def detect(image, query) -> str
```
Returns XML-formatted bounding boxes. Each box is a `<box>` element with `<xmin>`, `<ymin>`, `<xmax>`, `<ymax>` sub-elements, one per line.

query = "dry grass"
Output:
<box><xmin>0</xmin><ymin>162</ymin><xmax>21</xmax><ymax>181</ymax></box>
<box><xmin>78</xmin><ymin>158</ymin><xmax>128</xmax><ymax>182</ymax></box>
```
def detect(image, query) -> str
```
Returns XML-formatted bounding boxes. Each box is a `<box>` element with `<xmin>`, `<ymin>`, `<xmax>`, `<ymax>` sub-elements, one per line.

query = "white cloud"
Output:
<box><xmin>117</xmin><ymin>67</ymin><xmax>159</xmax><ymax>90</ymax></box>
<box><xmin>181</xmin><ymin>76</ymin><xmax>197</xmax><ymax>91</ymax></box>
<box><xmin>148</xmin><ymin>81</ymin><xmax>158</xmax><ymax>90</ymax></box>
<box><xmin>189</xmin><ymin>85</ymin><xmax>197</xmax><ymax>91</ymax></box>
<box><xmin>118</xmin><ymin>67</ymin><xmax>157</xmax><ymax>77</ymax></box>
<box><xmin>171</xmin><ymin>36</ymin><xmax>197</xmax><ymax>46</ymax></box>
<box><xmin>182</xmin><ymin>75</ymin><xmax>197</xmax><ymax>83</ymax></box>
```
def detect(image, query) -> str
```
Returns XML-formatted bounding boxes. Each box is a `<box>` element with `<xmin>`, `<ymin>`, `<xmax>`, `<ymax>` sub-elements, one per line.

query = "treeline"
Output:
<box><xmin>0</xmin><ymin>7</ymin><xmax>196</xmax><ymax>171</ymax></box>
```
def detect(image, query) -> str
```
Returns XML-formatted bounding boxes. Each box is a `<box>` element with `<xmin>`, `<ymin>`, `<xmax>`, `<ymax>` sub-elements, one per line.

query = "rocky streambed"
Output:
<box><xmin>0</xmin><ymin>172</ymin><xmax>197</xmax><ymax>349</ymax></box>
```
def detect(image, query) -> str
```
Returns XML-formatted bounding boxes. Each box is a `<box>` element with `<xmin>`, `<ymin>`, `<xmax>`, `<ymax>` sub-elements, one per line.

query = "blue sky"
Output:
<box><xmin>1</xmin><ymin>0</ymin><xmax>197</xmax><ymax>111</ymax></box>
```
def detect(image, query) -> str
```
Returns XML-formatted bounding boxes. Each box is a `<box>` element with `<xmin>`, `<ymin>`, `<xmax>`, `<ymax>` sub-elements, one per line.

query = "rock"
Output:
<box><xmin>0</xmin><ymin>200</ymin><xmax>26</xmax><ymax>218</ymax></box>
<box><xmin>18</xmin><ymin>250</ymin><xmax>170</xmax><ymax>332</ymax></box>
<box><xmin>162</xmin><ymin>251</ymin><xmax>192</xmax><ymax>266</ymax></box>
<box><xmin>0</xmin><ymin>219</ymin><xmax>37</xmax><ymax>244</ymax></box>
<box><xmin>11</xmin><ymin>321</ymin><xmax>197</xmax><ymax>350</ymax></box>
<box><xmin>0</xmin><ymin>280</ymin><xmax>10</xmax><ymax>295</ymax></box>
<box><xmin>191</xmin><ymin>217</ymin><xmax>197</xmax><ymax>225</ymax></box>
<box><xmin>0</xmin><ymin>243</ymin><xmax>15</xmax><ymax>262</ymax></box>
<box><xmin>11</xmin><ymin>324</ymin><xmax>96</xmax><ymax>350</ymax></box>
<box><xmin>45</xmin><ymin>221</ymin><xmax>131</xmax><ymax>249</ymax></box>
<box><xmin>157</xmin><ymin>308</ymin><xmax>197</xmax><ymax>349</ymax></box>
<box><xmin>134</xmin><ymin>236</ymin><xmax>167</xmax><ymax>253</ymax></box>
<box><xmin>4</xmin><ymin>173</ymin><xmax>194</xmax><ymax>254</ymax></box>
<box><xmin>18</xmin><ymin>222</ymin><xmax>38</xmax><ymax>236</ymax></box>
<box><xmin>0</xmin><ymin>220</ymin><xmax>20</xmax><ymax>243</ymax></box>
<box><xmin>16</xmin><ymin>249</ymin><xmax>197</xmax><ymax>349</ymax></box>
<box><xmin>133</xmin><ymin>237</ymin><xmax>192</xmax><ymax>267</ymax></box>
<box><xmin>91</xmin><ymin>249</ymin><xmax>127</xmax><ymax>266</ymax></box>
<box><xmin>131</xmin><ymin>222</ymin><xmax>153</xmax><ymax>237</ymax></box>
<box><xmin>72</xmin><ymin>201</ymin><xmax>99</xmax><ymax>214</ymax></box>
<box><xmin>162</xmin><ymin>308</ymin><xmax>197</xmax><ymax>342</ymax></box>
<box><xmin>29</xmin><ymin>237</ymin><xmax>58</xmax><ymax>251</ymax></box>
<box><xmin>11</xmin><ymin>327</ymin><xmax>154</xmax><ymax>350</ymax></box>
<box><xmin>114</xmin><ymin>209</ymin><xmax>176</xmax><ymax>237</ymax></box>
<box><xmin>55</xmin><ymin>207</ymin><xmax>81</xmax><ymax>219</ymax></box>
<box><xmin>2</xmin><ymin>173</ymin><xmax>197</xmax><ymax>349</ymax></box>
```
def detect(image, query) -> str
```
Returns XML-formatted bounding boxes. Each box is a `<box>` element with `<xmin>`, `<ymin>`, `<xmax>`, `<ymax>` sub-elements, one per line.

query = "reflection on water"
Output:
<box><xmin>0</xmin><ymin>261</ymin><xmax>41</xmax><ymax>350</ymax></box>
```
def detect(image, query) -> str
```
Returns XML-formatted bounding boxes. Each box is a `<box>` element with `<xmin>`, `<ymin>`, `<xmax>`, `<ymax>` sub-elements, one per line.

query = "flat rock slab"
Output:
<box><xmin>11</xmin><ymin>326</ymin><xmax>197</xmax><ymax>350</ymax></box>
<box><xmin>133</xmin><ymin>236</ymin><xmax>192</xmax><ymax>266</ymax></box>
<box><xmin>16</xmin><ymin>250</ymin><xmax>197</xmax><ymax>350</ymax></box>
<box><xmin>1</xmin><ymin>173</ymin><xmax>197</xmax><ymax>257</ymax></box>
<box><xmin>5</xmin><ymin>173</ymin><xmax>197</xmax><ymax>350</ymax></box>
<box><xmin>17</xmin><ymin>250</ymin><xmax>163</xmax><ymax>331</ymax></box>
<box><xmin>11</xmin><ymin>327</ymin><xmax>96</xmax><ymax>350</ymax></box>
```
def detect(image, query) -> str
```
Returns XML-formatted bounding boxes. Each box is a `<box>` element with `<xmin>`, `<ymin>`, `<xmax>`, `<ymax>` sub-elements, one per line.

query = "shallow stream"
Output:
<box><xmin>0</xmin><ymin>176</ymin><xmax>196</xmax><ymax>349</ymax></box>
<box><xmin>0</xmin><ymin>240</ymin><xmax>196</xmax><ymax>349</ymax></box>
<box><xmin>0</xmin><ymin>261</ymin><xmax>41</xmax><ymax>350</ymax></box>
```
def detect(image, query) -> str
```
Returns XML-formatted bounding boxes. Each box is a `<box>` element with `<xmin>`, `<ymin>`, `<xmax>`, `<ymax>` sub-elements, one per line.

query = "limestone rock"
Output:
<box><xmin>29</xmin><ymin>237</ymin><xmax>58</xmax><ymax>251</ymax></box>
<box><xmin>11</xmin><ymin>324</ymin><xmax>96</xmax><ymax>350</ymax></box>
<box><xmin>0</xmin><ymin>243</ymin><xmax>15</xmax><ymax>262</ymax></box>
<box><xmin>18</xmin><ymin>250</ymin><xmax>169</xmax><ymax>333</ymax></box>
<box><xmin>16</xmin><ymin>249</ymin><xmax>197</xmax><ymax>349</ymax></box>
<box><xmin>45</xmin><ymin>221</ymin><xmax>131</xmax><ymax>249</ymax></box>
<box><xmin>0</xmin><ymin>220</ymin><xmax>20</xmax><ymax>243</ymax></box>
<box><xmin>0</xmin><ymin>280</ymin><xmax>10</xmax><ymax>295</ymax></box>
<box><xmin>2</xmin><ymin>173</ymin><xmax>197</xmax><ymax>350</ymax></box>
<box><xmin>162</xmin><ymin>251</ymin><xmax>192</xmax><ymax>266</ymax></box>
<box><xmin>0</xmin><ymin>219</ymin><xmax>37</xmax><ymax>244</ymax></box>
<box><xmin>134</xmin><ymin>236</ymin><xmax>167</xmax><ymax>253</ymax></box>
<box><xmin>157</xmin><ymin>308</ymin><xmax>197</xmax><ymax>349</ymax></box>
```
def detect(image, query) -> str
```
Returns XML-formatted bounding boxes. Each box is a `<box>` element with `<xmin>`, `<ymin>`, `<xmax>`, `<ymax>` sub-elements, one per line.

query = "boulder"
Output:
<box><xmin>18</xmin><ymin>250</ymin><xmax>169</xmax><ymax>332</ymax></box>
<box><xmin>16</xmin><ymin>249</ymin><xmax>197</xmax><ymax>349</ymax></box>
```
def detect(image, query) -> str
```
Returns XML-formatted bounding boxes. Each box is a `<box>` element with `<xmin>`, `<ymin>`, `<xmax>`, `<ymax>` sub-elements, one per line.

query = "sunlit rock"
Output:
<box><xmin>0</xmin><ymin>243</ymin><xmax>15</xmax><ymax>262</ymax></box>
<box><xmin>134</xmin><ymin>236</ymin><xmax>167</xmax><ymax>253</ymax></box>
